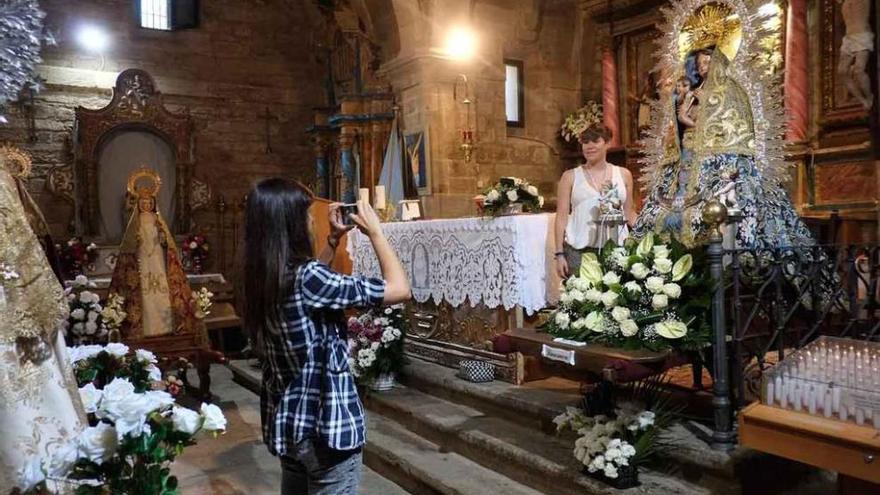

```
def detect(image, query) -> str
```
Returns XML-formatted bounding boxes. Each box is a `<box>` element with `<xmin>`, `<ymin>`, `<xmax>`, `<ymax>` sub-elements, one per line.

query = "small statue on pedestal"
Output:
<box><xmin>714</xmin><ymin>169</ymin><xmax>741</xmax><ymax>217</ymax></box>
<box><xmin>598</xmin><ymin>183</ymin><xmax>625</xmax><ymax>224</ymax></box>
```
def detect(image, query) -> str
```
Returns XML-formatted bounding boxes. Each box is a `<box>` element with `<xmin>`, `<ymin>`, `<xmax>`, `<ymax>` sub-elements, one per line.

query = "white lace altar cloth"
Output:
<box><xmin>346</xmin><ymin>214</ymin><xmax>560</xmax><ymax>315</ymax></box>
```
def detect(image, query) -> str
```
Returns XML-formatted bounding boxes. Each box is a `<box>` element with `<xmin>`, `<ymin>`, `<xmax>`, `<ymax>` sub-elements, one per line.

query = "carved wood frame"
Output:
<box><xmin>74</xmin><ymin>69</ymin><xmax>194</xmax><ymax>236</ymax></box>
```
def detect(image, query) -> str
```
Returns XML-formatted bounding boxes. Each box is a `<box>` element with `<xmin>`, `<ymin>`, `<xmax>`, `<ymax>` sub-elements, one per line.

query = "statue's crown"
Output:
<box><xmin>127</xmin><ymin>167</ymin><xmax>162</xmax><ymax>199</ymax></box>
<box><xmin>0</xmin><ymin>144</ymin><xmax>32</xmax><ymax>179</ymax></box>
<box><xmin>679</xmin><ymin>3</ymin><xmax>739</xmax><ymax>57</ymax></box>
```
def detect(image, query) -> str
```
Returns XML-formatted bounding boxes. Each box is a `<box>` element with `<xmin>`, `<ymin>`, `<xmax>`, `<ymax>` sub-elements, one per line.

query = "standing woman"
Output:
<box><xmin>554</xmin><ymin>125</ymin><xmax>636</xmax><ymax>278</ymax></box>
<box><xmin>243</xmin><ymin>178</ymin><xmax>411</xmax><ymax>494</ymax></box>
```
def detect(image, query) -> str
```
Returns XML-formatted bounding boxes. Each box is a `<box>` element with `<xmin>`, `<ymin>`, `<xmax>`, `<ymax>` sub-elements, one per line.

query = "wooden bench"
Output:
<box><xmin>503</xmin><ymin>328</ymin><xmax>674</xmax><ymax>383</ymax></box>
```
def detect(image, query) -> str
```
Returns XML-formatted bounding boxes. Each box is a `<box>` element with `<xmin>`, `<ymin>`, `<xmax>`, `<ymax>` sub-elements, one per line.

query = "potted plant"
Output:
<box><xmin>347</xmin><ymin>304</ymin><xmax>408</xmax><ymax>391</ymax></box>
<box><xmin>476</xmin><ymin>177</ymin><xmax>544</xmax><ymax>217</ymax></box>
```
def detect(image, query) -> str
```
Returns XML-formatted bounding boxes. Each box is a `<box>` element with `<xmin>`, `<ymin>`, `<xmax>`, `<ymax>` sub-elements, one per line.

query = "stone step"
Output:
<box><xmin>364</xmin><ymin>384</ymin><xmax>714</xmax><ymax>495</ymax></box>
<box><xmin>400</xmin><ymin>358</ymin><xmax>738</xmax><ymax>485</ymax></box>
<box><xmin>361</xmin><ymin>465</ymin><xmax>412</xmax><ymax>495</ymax></box>
<box><xmin>364</xmin><ymin>411</ymin><xmax>544</xmax><ymax>495</ymax></box>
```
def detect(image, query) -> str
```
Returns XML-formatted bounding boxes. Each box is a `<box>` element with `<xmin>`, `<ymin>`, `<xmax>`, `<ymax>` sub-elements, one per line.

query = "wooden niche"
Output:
<box><xmin>73</xmin><ymin>69</ymin><xmax>194</xmax><ymax>238</ymax></box>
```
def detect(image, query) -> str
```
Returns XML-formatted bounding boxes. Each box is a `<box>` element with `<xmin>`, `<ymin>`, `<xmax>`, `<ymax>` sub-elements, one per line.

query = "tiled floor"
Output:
<box><xmin>171</xmin><ymin>365</ymin><xmax>406</xmax><ymax>494</ymax></box>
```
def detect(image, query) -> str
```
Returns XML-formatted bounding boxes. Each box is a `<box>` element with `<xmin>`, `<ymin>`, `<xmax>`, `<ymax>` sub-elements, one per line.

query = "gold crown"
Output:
<box><xmin>679</xmin><ymin>3</ymin><xmax>740</xmax><ymax>57</ymax></box>
<box><xmin>0</xmin><ymin>144</ymin><xmax>33</xmax><ymax>179</ymax></box>
<box><xmin>127</xmin><ymin>167</ymin><xmax>162</xmax><ymax>199</ymax></box>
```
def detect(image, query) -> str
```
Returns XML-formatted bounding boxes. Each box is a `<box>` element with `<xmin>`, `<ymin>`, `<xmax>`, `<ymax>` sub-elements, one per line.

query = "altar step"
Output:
<box><xmin>386</xmin><ymin>358</ymin><xmax>836</xmax><ymax>495</ymax></box>
<box><xmin>363</xmin><ymin>383</ymin><xmax>711</xmax><ymax>495</ymax></box>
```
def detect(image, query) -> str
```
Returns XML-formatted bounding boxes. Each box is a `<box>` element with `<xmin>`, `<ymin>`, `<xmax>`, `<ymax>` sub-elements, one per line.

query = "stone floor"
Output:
<box><xmin>171</xmin><ymin>365</ymin><xmax>408</xmax><ymax>494</ymax></box>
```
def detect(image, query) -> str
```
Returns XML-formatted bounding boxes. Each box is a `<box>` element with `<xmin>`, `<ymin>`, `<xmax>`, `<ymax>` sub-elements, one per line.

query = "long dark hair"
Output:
<box><xmin>242</xmin><ymin>178</ymin><xmax>314</xmax><ymax>344</ymax></box>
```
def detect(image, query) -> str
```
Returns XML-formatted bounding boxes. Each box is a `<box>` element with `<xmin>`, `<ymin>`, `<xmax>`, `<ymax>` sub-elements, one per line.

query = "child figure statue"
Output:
<box><xmin>714</xmin><ymin>168</ymin><xmax>741</xmax><ymax>216</ymax></box>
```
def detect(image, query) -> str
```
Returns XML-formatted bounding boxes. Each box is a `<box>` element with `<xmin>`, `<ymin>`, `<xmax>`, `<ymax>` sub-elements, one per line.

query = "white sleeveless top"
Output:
<box><xmin>565</xmin><ymin>164</ymin><xmax>629</xmax><ymax>249</ymax></box>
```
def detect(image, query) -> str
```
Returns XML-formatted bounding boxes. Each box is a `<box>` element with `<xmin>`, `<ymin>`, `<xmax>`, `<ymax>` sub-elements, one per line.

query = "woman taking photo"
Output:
<box><xmin>555</xmin><ymin>125</ymin><xmax>636</xmax><ymax>278</ymax></box>
<box><xmin>243</xmin><ymin>178</ymin><xmax>411</xmax><ymax>494</ymax></box>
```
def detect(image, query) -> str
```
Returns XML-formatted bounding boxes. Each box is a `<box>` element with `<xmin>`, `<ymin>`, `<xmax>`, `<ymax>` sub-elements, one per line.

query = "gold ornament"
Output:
<box><xmin>702</xmin><ymin>199</ymin><xmax>728</xmax><ymax>226</ymax></box>
<box><xmin>0</xmin><ymin>144</ymin><xmax>33</xmax><ymax>179</ymax></box>
<box><xmin>678</xmin><ymin>3</ymin><xmax>742</xmax><ymax>60</ymax></box>
<box><xmin>126</xmin><ymin>167</ymin><xmax>162</xmax><ymax>200</ymax></box>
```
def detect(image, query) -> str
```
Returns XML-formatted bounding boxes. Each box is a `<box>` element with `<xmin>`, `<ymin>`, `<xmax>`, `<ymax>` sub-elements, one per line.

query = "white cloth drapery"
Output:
<box><xmin>346</xmin><ymin>214</ymin><xmax>560</xmax><ymax>315</ymax></box>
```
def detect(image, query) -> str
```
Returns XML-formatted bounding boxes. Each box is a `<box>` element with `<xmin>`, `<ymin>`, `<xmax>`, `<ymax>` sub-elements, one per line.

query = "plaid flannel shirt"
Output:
<box><xmin>260</xmin><ymin>260</ymin><xmax>385</xmax><ymax>456</ymax></box>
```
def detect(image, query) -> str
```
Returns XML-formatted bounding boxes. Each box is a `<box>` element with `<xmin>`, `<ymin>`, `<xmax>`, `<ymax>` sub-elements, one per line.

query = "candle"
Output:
<box><xmin>774</xmin><ymin>375</ymin><xmax>783</xmax><ymax>402</ymax></box>
<box><xmin>765</xmin><ymin>382</ymin><xmax>774</xmax><ymax>405</ymax></box>
<box><xmin>374</xmin><ymin>185</ymin><xmax>386</xmax><ymax>210</ymax></box>
<box><xmin>823</xmin><ymin>390</ymin><xmax>833</xmax><ymax>418</ymax></box>
<box><xmin>808</xmin><ymin>387</ymin><xmax>817</xmax><ymax>415</ymax></box>
<box><xmin>856</xmin><ymin>407</ymin><xmax>865</xmax><ymax>426</ymax></box>
<box><xmin>832</xmin><ymin>385</ymin><xmax>841</xmax><ymax>412</ymax></box>
<box><xmin>359</xmin><ymin>187</ymin><xmax>370</xmax><ymax>204</ymax></box>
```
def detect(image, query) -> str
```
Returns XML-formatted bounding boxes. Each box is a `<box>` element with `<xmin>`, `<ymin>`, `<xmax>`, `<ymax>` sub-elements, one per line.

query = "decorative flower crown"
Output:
<box><xmin>560</xmin><ymin>101</ymin><xmax>603</xmax><ymax>143</ymax></box>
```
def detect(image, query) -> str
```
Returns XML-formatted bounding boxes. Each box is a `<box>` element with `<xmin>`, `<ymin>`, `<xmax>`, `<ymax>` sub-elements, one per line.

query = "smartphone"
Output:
<box><xmin>340</xmin><ymin>203</ymin><xmax>358</xmax><ymax>226</ymax></box>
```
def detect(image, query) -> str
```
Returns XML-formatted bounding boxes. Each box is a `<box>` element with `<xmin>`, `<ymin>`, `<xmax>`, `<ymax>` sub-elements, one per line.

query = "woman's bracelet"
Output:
<box><xmin>554</xmin><ymin>251</ymin><xmax>565</xmax><ymax>258</ymax></box>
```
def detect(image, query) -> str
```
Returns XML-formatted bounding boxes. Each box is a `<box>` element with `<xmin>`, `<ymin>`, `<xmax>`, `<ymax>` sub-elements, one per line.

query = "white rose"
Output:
<box><xmin>67</xmin><ymin>293</ymin><xmax>76</xmax><ymax>302</ymax></box>
<box><xmin>651</xmin><ymin>294</ymin><xmax>669</xmax><ymax>310</ymax></box>
<box><xmin>171</xmin><ymin>406</ymin><xmax>202</xmax><ymax>435</ymax></box>
<box><xmin>645</xmin><ymin>276</ymin><xmax>665</xmax><ymax>293</ymax></box>
<box><xmin>620</xmin><ymin>319</ymin><xmax>639</xmax><ymax>337</ymax></box>
<box><xmin>571</xmin><ymin>318</ymin><xmax>588</xmax><ymax>330</ymax></box>
<box><xmin>513</xmin><ymin>177</ymin><xmax>523</xmax><ymax>185</ymax></box>
<box><xmin>79</xmin><ymin>383</ymin><xmax>102</xmax><ymax>414</ymax></box>
<box><xmin>652</xmin><ymin>245</ymin><xmax>670</xmax><ymax>259</ymax></box>
<box><xmin>200</xmin><ymin>403</ymin><xmax>227</xmax><ymax>432</ymax></box>
<box><xmin>554</xmin><ymin>311</ymin><xmax>571</xmax><ymax>329</ymax></box>
<box><xmin>74</xmin><ymin>275</ymin><xmax>89</xmax><ymax>286</ymax></box>
<box><xmin>629</xmin><ymin>263</ymin><xmax>650</xmax><ymax>280</ymax></box>
<box><xmin>189</xmin><ymin>241</ymin><xmax>198</xmax><ymax>249</ymax></box>
<box><xmin>85</xmin><ymin>321</ymin><xmax>98</xmax><ymax>335</ymax></box>
<box><xmin>135</xmin><ymin>349</ymin><xmax>158</xmax><ymax>364</ymax></box>
<box><xmin>662</xmin><ymin>283</ymin><xmax>682</xmax><ymax>299</ymax></box>
<box><xmin>602</xmin><ymin>272</ymin><xmax>620</xmax><ymax>286</ymax></box>
<box><xmin>78</xmin><ymin>423</ymin><xmax>118</xmax><ymax>465</ymax></box>
<box><xmin>603</xmin><ymin>463</ymin><xmax>619</xmax><ymax>479</ymax></box>
<box><xmin>71</xmin><ymin>308</ymin><xmax>86</xmax><ymax>321</ymax></box>
<box><xmin>97</xmin><ymin>377</ymin><xmax>135</xmax><ymax>417</ymax></box>
<box><xmin>146</xmin><ymin>364</ymin><xmax>162</xmax><ymax>382</ymax></box>
<box><xmin>72</xmin><ymin>322</ymin><xmax>84</xmax><ymax>334</ymax></box>
<box><xmin>107</xmin><ymin>390</ymin><xmax>174</xmax><ymax>440</ymax></box>
<box><xmin>486</xmin><ymin>189</ymin><xmax>500</xmax><ymax>203</ymax></box>
<box><xmin>17</xmin><ymin>455</ymin><xmax>44</xmax><ymax>492</ymax></box>
<box><xmin>654</xmin><ymin>257</ymin><xmax>673</xmax><ymax>274</ymax></box>
<box><xmin>68</xmin><ymin>344</ymin><xmax>104</xmax><ymax>364</ymax></box>
<box><xmin>104</xmin><ymin>343</ymin><xmax>129</xmax><ymax>358</ymax></box>
<box><xmin>600</xmin><ymin>291</ymin><xmax>618</xmax><ymax>308</ymax></box>
<box><xmin>506</xmin><ymin>190</ymin><xmax>519</xmax><ymax>202</ymax></box>
<box><xmin>623</xmin><ymin>281</ymin><xmax>642</xmax><ymax>294</ymax></box>
<box><xmin>585</xmin><ymin>289</ymin><xmax>603</xmax><ymax>303</ymax></box>
<box><xmin>611</xmin><ymin>306</ymin><xmax>630</xmax><ymax>322</ymax></box>
<box><xmin>87</xmin><ymin>310</ymin><xmax>99</xmax><ymax>321</ymax></box>
<box><xmin>611</xmin><ymin>248</ymin><xmax>629</xmax><ymax>269</ymax></box>
<box><xmin>45</xmin><ymin>441</ymin><xmax>79</xmax><ymax>478</ymax></box>
<box><xmin>370</xmin><ymin>341</ymin><xmax>380</xmax><ymax>351</ymax></box>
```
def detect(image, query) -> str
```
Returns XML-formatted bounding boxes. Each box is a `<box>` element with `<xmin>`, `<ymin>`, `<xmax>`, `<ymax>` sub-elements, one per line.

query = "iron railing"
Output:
<box><xmin>707</xmin><ymin>226</ymin><xmax>880</xmax><ymax>451</ymax></box>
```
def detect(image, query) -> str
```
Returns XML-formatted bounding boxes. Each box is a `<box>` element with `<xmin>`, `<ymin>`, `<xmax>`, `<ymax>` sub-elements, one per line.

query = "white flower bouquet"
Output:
<box><xmin>192</xmin><ymin>287</ymin><xmax>214</xmax><ymax>319</ymax></box>
<box><xmin>23</xmin><ymin>344</ymin><xmax>227</xmax><ymax>494</ymax></box>
<box><xmin>560</xmin><ymin>100</ymin><xmax>603</xmax><ymax>142</ymax></box>
<box><xmin>63</xmin><ymin>276</ymin><xmax>108</xmax><ymax>345</ymax></box>
<box><xmin>347</xmin><ymin>304</ymin><xmax>408</xmax><ymax>385</ymax></box>
<box><xmin>477</xmin><ymin>177</ymin><xmax>544</xmax><ymax>216</ymax></box>
<box><xmin>554</xmin><ymin>381</ymin><xmax>675</xmax><ymax>490</ymax></box>
<box><xmin>546</xmin><ymin>233</ymin><xmax>712</xmax><ymax>352</ymax></box>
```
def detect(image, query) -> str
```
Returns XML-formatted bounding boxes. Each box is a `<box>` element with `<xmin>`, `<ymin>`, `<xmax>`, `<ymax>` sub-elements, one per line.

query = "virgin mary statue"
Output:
<box><xmin>633</xmin><ymin>0</ymin><xmax>817</xmax><ymax>250</ymax></box>
<box><xmin>108</xmin><ymin>168</ymin><xmax>201</xmax><ymax>340</ymax></box>
<box><xmin>0</xmin><ymin>155</ymin><xmax>85</xmax><ymax>490</ymax></box>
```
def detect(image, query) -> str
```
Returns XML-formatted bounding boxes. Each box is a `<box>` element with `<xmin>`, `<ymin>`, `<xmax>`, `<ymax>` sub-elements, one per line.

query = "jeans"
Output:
<box><xmin>280</xmin><ymin>438</ymin><xmax>363</xmax><ymax>495</ymax></box>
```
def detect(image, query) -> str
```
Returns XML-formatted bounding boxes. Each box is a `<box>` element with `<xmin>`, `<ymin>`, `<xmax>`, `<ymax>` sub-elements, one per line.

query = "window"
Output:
<box><xmin>504</xmin><ymin>59</ymin><xmax>524</xmax><ymax>128</ymax></box>
<box><xmin>138</xmin><ymin>0</ymin><xmax>199</xmax><ymax>31</ymax></box>
<box><xmin>140</xmin><ymin>0</ymin><xmax>170</xmax><ymax>30</ymax></box>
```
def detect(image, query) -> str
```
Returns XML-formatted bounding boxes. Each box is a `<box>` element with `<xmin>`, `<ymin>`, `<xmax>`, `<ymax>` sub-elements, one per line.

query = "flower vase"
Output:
<box><xmin>583</xmin><ymin>465</ymin><xmax>639</xmax><ymax>489</ymax></box>
<box><xmin>370</xmin><ymin>372</ymin><xmax>396</xmax><ymax>392</ymax></box>
<box><xmin>499</xmin><ymin>203</ymin><xmax>523</xmax><ymax>216</ymax></box>
<box><xmin>192</xmin><ymin>257</ymin><xmax>204</xmax><ymax>275</ymax></box>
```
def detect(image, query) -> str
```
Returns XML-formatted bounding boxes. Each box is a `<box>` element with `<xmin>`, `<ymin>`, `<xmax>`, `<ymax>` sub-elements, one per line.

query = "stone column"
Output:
<box><xmin>601</xmin><ymin>47</ymin><xmax>621</xmax><ymax>147</ymax></box>
<box><xmin>784</xmin><ymin>0</ymin><xmax>808</xmax><ymax>142</ymax></box>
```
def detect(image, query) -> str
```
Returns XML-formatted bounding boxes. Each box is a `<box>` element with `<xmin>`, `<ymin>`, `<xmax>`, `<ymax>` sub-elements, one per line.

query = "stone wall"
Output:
<box><xmin>0</xmin><ymin>0</ymin><xmax>325</xmax><ymax>273</ymax></box>
<box><xmin>377</xmin><ymin>0</ymin><xmax>600</xmax><ymax>218</ymax></box>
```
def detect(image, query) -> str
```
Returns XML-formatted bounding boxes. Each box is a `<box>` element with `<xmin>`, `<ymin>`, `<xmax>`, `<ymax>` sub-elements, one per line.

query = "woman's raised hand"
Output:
<box><xmin>350</xmin><ymin>200</ymin><xmax>384</xmax><ymax>238</ymax></box>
